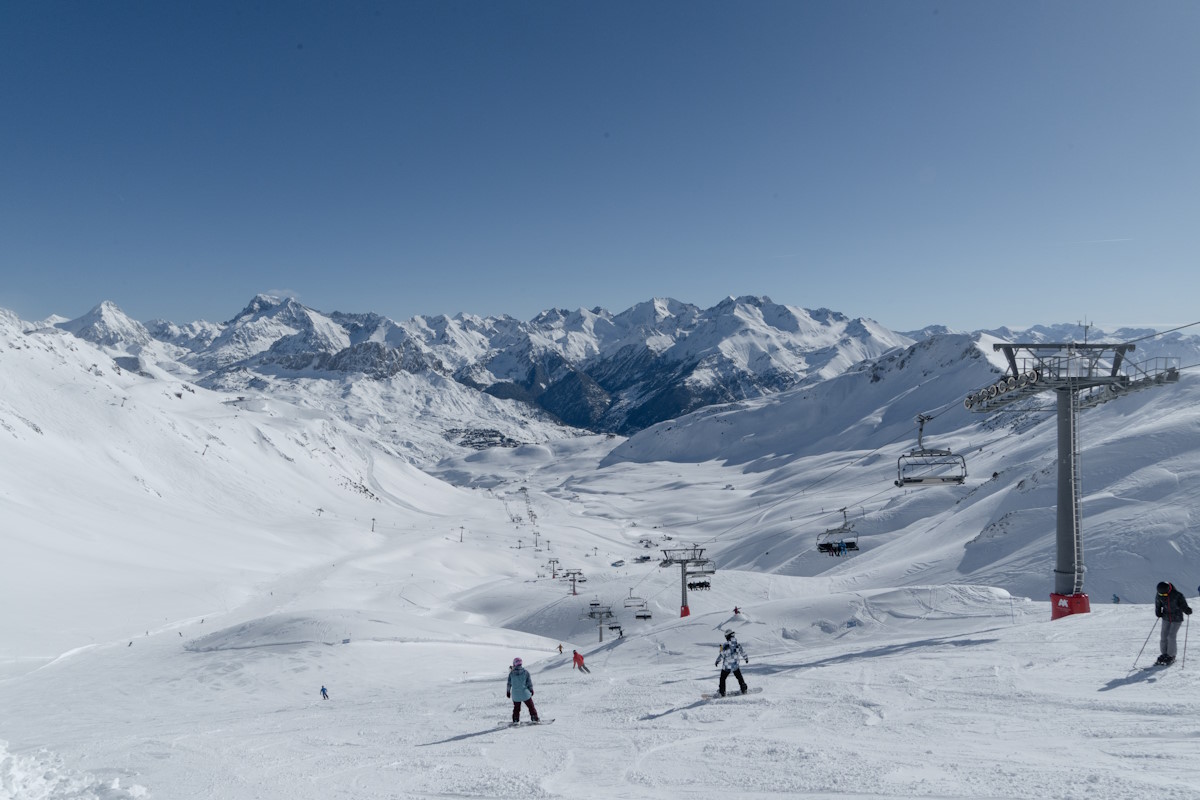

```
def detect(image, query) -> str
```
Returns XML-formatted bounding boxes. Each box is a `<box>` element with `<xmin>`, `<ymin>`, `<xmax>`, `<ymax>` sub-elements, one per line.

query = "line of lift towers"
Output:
<box><xmin>646</xmin><ymin>338</ymin><xmax>1180</xmax><ymax>622</ymax></box>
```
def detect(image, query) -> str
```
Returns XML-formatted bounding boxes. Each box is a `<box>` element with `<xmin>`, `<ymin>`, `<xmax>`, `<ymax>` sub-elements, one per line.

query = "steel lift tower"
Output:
<box><xmin>660</xmin><ymin>545</ymin><xmax>716</xmax><ymax>617</ymax></box>
<box><xmin>965</xmin><ymin>342</ymin><xmax>1179</xmax><ymax>619</ymax></box>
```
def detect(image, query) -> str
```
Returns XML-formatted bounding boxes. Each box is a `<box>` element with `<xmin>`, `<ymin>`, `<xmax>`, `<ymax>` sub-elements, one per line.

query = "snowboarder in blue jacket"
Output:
<box><xmin>506</xmin><ymin>657</ymin><xmax>540</xmax><ymax>724</ymax></box>
<box><xmin>714</xmin><ymin>630</ymin><xmax>749</xmax><ymax>696</ymax></box>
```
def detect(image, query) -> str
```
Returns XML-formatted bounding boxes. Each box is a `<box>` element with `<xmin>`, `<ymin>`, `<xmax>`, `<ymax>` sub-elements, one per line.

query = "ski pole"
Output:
<box><xmin>1183</xmin><ymin>614</ymin><xmax>1189</xmax><ymax>669</ymax></box>
<box><xmin>1133</xmin><ymin>617</ymin><xmax>1159</xmax><ymax>669</ymax></box>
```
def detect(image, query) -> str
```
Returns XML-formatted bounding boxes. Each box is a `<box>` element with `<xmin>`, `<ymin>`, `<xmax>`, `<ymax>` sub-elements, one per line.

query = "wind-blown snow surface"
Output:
<box><xmin>3</xmin><ymin>307</ymin><xmax>1200</xmax><ymax>799</ymax></box>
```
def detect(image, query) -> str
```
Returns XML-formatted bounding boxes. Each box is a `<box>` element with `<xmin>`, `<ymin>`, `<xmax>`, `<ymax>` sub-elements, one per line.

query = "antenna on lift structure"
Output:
<box><xmin>965</xmin><ymin>339</ymin><xmax>1180</xmax><ymax>620</ymax></box>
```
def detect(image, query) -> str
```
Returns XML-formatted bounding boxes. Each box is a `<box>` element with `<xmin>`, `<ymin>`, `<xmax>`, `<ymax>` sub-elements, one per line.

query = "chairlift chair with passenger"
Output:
<box><xmin>815</xmin><ymin>508</ymin><xmax>859</xmax><ymax>556</ymax></box>
<box><xmin>894</xmin><ymin>414</ymin><xmax>967</xmax><ymax>487</ymax></box>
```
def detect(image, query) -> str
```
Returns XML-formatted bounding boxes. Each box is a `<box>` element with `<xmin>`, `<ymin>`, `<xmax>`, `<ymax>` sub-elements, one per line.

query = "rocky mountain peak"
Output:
<box><xmin>56</xmin><ymin>301</ymin><xmax>151</xmax><ymax>348</ymax></box>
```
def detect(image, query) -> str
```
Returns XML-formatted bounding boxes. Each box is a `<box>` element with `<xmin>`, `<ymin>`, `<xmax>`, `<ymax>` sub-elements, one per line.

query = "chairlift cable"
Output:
<box><xmin>686</xmin><ymin>391</ymin><xmax>972</xmax><ymax>555</ymax></box>
<box><xmin>1120</xmin><ymin>319</ymin><xmax>1200</xmax><ymax>345</ymax></box>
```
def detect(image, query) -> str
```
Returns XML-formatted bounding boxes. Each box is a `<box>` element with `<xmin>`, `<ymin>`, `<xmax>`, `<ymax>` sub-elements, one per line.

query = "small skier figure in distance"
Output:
<box><xmin>733</xmin><ymin>606</ymin><xmax>740</xmax><ymax>615</ymax></box>
<box><xmin>714</xmin><ymin>630</ymin><xmax>749</xmax><ymax>696</ymax></box>
<box><xmin>572</xmin><ymin>650</ymin><xmax>590</xmax><ymax>673</ymax></box>
<box><xmin>506</xmin><ymin>657</ymin><xmax>540</xmax><ymax>724</ymax></box>
<box><xmin>1155</xmin><ymin>581</ymin><xmax>1192</xmax><ymax>665</ymax></box>
<box><xmin>320</xmin><ymin>685</ymin><xmax>329</xmax><ymax>700</ymax></box>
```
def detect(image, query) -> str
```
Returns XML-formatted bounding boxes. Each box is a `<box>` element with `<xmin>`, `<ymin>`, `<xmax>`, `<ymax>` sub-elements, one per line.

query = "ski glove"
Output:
<box><xmin>506</xmin><ymin>692</ymin><xmax>511</xmax><ymax>698</ymax></box>
<box><xmin>744</xmin><ymin>658</ymin><xmax>749</xmax><ymax>663</ymax></box>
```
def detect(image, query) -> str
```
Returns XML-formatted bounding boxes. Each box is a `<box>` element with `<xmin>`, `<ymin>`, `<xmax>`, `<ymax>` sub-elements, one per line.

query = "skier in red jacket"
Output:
<box><xmin>572</xmin><ymin>650</ymin><xmax>590</xmax><ymax>673</ymax></box>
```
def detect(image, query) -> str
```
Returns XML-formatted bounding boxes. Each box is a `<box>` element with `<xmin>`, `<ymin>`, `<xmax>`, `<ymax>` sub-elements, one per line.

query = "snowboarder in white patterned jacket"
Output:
<box><xmin>714</xmin><ymin>631</ymin><xmax>749</xmax><ymax>696</ymax></box>
<box><xmin>506</xmin><ymin>657</ymin><xmax>540</xmax><ymax>723</ymax></box>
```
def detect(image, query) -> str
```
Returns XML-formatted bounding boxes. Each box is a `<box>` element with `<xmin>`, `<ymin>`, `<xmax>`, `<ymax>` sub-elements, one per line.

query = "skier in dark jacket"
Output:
<box><xmin>506</xmin><ymin>657</ymin><xmax>540</xmax><ymax>724</ymax></box>
<box><xmin>1155</xmin><ymin>581</ymin><xmax>1193</xmax><ymax>665</ymax></box>
<box><xmin>714</xmin><ymin>630</ymin><xmax>749</xmax><ymax>696</ymax></box>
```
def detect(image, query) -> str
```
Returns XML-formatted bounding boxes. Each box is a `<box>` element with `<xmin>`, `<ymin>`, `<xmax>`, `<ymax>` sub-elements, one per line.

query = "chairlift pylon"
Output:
<box><xmin>894</xmin><ymin>414</ymin><xmax>967</xmax><ymax>487</ymax></box>
<box><xmin>815</xmin><ymin>507</ymin><xmax>859</xmax><ymax>556</ymax></box>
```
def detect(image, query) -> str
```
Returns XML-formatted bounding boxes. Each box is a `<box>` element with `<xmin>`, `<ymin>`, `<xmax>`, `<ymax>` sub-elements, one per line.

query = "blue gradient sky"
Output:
<box><xmin>2</xmin><ymin>1</ymin><xmax>1197</xmax><ymax>331</ymax></box>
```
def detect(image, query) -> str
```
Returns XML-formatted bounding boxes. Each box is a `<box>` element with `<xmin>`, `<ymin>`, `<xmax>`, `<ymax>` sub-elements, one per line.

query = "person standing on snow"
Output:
<box><xmin>1155</xmin><ymin>581</ymin><xmax>1192</xmax><ymax>665</ymax></box>
<box><xmin>714</xmin><ymin>630</ymin><xmax>749</xmax><ymax>696</ymax></box>
<box><xmin>572</xmin><ymin>650</ymin><xmax>590</xmax><ymax>673</ymax></box>
<box><xmin>320</xmin><ymin>685</ymin><xmax>329</xmax><ymax>700</ymax></box>
<box><xmin>506</xmin><ymin>657</ymin><xmax>540</xmax><ymax>724</ymax></box>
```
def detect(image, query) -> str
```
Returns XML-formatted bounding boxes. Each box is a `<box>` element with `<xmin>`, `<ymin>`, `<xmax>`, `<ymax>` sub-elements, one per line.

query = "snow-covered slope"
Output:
<box><xmin>3</xmin><ymin>303</ymin><xmax>1200</xmax><ymax>799</ymax></box>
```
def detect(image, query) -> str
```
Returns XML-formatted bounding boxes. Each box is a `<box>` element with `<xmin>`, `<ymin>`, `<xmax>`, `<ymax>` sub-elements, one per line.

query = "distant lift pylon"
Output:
<box><xmin>894</xmin><ymin>414</ymin><xmax>967</xmax><ymax>488</ymax></box>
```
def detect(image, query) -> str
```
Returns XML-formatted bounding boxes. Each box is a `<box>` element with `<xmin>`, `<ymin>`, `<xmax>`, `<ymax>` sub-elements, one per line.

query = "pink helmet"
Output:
<box><xmin>512</xmin><ymin>657</ymin><xmax>522</xmax><ymax>667</ymax></box>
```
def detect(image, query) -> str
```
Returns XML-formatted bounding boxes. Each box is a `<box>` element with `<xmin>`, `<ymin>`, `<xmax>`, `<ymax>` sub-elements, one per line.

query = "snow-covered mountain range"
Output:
<box><xmin>9</xmin><ymin>294</ymin><xmax>1199</xmax><ymax>609</ymax></box>
<box><xmin>53</xmin><ymin>295</ymin><xmax>912</xmax><ymax>437</ymax></box>
<box><xmin>4</xmin><ymin>298</ymin><xmax>1200</xmax><ymax>798</ymax></box>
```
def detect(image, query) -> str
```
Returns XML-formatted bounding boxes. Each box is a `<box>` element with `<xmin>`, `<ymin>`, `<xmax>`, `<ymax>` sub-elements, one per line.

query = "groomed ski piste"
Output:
<box><xmin>2</xmin><ymin>310</ymin><xmax>1200</xmax><ymax>799</ymax></box>
<box><xmin>3</xmin><ymin>581</ymin><xmax>1198</xmax><ymax>799</ymax></box>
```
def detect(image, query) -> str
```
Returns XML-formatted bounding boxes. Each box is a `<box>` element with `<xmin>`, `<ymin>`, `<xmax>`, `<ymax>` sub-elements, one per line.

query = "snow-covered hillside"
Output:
<box><xmin>3</xmin><ymin>303</ymin><xmax>1200</xmax><ymax>799</ymax></box>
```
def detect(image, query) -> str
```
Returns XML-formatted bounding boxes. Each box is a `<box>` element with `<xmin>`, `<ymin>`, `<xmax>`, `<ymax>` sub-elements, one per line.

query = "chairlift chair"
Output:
<box><xmin>815</xmin><ymin>508</ymin><xmax>859</xmax><ymax>556</ymax></box>
<box><xmin>894</xmin><ymin>414</ymin><xmax>966</xmax><ymax>487</ymax></box>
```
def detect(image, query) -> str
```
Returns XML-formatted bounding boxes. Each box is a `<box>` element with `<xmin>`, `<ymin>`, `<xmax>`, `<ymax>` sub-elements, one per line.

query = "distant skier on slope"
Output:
<box><xmin>1155</xmin><ymin>581</ymin><xmax>1192</xmax><ymax>665</ymax></box>
<box><xmin>572</xmin><ymin>650</ymin><xmax>590</xmax><ymax>673</ymax></box>
<box><xmin>506</xmin><ymin>657</ymin><xmax>540</xmax><ymax>724</ymax></box>
<box><xmin>714</xmin><ymin>630</ymin><xmax>749</xmax><ymax>696</ymax></box>
<box><xmin>321</xmin><ymin>685</ymin><xmax>329</xmax><ymax>700</ymax></box>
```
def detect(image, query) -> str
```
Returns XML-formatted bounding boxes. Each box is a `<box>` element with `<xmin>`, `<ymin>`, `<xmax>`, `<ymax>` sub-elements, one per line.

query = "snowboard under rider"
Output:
<box><xmin>506</xmin><ymin>657</ymin><xmax>540</xmax><ymax>724</ymax></box>
<box><xmin>1155</xmin><ymin>581</ymin><xmax>1192</xmax><ymax>665</ymax></box>
<box><xmin>714</xmin><ymin>630</ymin><xmax>749</xmax><ymax>696</ymax></box>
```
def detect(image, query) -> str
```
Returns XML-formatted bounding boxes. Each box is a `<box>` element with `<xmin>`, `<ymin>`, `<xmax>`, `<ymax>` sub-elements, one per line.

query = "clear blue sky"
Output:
<box><xmin>2</xmin><ymin>1</ymin><xmax>1196</xmax><ymax>332</ymax></box>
